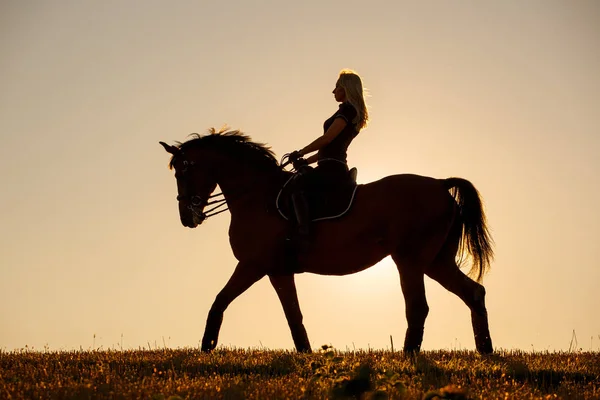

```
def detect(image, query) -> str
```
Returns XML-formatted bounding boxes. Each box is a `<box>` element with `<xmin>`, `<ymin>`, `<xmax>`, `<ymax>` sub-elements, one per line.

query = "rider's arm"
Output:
<box><xmin>299</xmin><ymin>118</ymin><xmax>347</xmax><ymax>156</ymax></box>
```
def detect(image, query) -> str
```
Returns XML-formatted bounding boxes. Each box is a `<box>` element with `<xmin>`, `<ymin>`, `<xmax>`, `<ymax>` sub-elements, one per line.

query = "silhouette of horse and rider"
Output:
<box><xmin>159</xmin><ymin>69</ymin><xmax>494</xmax><ymax>354</ymax></box>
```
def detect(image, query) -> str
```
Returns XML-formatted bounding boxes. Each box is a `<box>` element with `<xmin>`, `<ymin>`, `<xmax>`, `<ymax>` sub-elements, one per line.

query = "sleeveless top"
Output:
<box><xmin>317</xmin><ymin>102</ymin><xmax>359</xmax><ymax>163</ymax></box>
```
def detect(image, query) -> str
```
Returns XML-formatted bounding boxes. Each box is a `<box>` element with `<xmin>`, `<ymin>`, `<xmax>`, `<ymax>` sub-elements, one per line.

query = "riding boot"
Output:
<box><xmin>291</xmin><ymin>190</ymin><xmax>311</xmax><ymax>252</ymax></box>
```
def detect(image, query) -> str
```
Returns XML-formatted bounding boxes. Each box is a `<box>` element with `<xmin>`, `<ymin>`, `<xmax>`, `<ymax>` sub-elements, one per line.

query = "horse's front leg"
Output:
<box><xmin>201</xmin><ymin>262</ymin><xmax>265</xmax><ymax>352</ymax></box>
<box><xmin>269</xmin><ymin>274</ymin><xmax>311</xmax><ymax>352</ymax></box>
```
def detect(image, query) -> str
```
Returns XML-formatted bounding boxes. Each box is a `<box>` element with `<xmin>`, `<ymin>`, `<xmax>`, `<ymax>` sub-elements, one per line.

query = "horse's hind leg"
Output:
<box><xmin>426</xmin><ymin>258</ymin><xmax>493</xmax><ymax>354</ymax></box>
<box><xmin>391</xmin><ymin>255</ymin><xmax>429</xmax><ymax>353</ymax></box>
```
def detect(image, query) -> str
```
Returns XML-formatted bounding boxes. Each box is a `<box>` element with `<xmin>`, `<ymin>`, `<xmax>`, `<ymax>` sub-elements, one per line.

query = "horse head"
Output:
<box><xmin>160</xmin><ymin>141</ymin><xmax>218</xmax><ymax>228</ymax></box>
<box><xmin>160</xmin><ymin>129</ymin><xmax>283</xmax><ymax>228</ymax></box>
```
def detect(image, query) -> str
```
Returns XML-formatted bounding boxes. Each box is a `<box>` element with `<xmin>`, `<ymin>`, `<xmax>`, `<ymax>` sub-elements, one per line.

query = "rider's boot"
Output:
<box><xmin>291</xmin><ymin>190</ymin><xmax>311</xmax><ymax>252</ymax></box>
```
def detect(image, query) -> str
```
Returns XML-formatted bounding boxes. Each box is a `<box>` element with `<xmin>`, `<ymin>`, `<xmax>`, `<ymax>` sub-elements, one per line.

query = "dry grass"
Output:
<box><xmin>1</xmin><ymin>347</ymin><xmax>598</xmax><ymax>399</ymax></box>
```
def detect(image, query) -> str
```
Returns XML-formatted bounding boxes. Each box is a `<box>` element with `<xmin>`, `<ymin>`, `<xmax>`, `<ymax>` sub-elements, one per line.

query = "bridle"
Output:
<box><xmin>178</xmin><ymin>191</ymin><xmax>228</xmax><ymax>222</ymax></box>
<box><xmin>174</xmin><ymin>152</ymin><xmax>298</xmax><ymax>223</ymax></box>
<box><xmin>174</xmin><ymin>159</ymin><xmax>228</xmax><ymax>222</ymax></box>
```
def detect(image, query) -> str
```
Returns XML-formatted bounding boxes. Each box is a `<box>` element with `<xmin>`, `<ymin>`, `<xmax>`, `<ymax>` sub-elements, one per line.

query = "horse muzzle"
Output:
<box><xmin>179</xmin><ymin>200</ymin><xmax>206</xmax><ymax>228</ymax></box>
<box><xmin>190</xmin><ymin>206</ymin><xmax>207</xmax><ymax>227</ymax></box>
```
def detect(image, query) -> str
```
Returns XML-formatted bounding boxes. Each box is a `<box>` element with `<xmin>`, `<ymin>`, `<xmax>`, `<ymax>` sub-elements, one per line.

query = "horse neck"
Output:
<box><xmin>214</xmin><ymin>159</ymin><xmax>280</xmax><ymax>212</ymax></box>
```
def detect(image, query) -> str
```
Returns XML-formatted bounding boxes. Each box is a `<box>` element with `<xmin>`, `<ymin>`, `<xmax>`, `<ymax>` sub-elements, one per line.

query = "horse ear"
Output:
<box><xmin>159</xmin><ymin>141</ymin><xmax>179</xmax><ymax>155</ymax></box>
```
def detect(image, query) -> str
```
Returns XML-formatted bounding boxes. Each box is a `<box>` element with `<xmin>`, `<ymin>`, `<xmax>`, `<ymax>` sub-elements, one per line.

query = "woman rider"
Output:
<box><xmin>287</xmin><ymin>69</ymin><xmax>369</xmax><ymax>245</ymax></box>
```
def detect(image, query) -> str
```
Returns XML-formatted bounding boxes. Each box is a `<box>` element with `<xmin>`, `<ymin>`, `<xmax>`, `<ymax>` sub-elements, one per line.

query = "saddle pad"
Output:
<box><xmin>276</xmin><ymin>175</ymin><xmax>358</xmax><ymax>222</ymax></box>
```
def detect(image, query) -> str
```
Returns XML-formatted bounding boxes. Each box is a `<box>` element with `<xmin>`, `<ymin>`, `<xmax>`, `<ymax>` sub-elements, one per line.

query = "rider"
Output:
<box><xmin>288</xmin><ymin>69</ymin><xmax>369</xmax><ymax>246</ymax></box>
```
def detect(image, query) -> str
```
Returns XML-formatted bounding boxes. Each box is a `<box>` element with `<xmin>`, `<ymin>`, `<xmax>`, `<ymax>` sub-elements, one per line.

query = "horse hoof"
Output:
<box><xmin>201</xmin><ymin>339</ymin><xmax>217</xmax><ymax>352</ymax></box>
<box><xmin>476</xmin><ymin>340</ymin><xmax>494</xmax><ymax>355</ymax></box>
<box><xmin>403</xmin><ymin>346</ymin><xmax>421</xmax><ymax>355</ymax></box>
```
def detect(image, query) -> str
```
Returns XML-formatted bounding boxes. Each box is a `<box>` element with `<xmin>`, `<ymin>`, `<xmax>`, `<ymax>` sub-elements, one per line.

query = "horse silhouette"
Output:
<box><xmin>160</xmin><ymin>128</ymin><xmax>494</xmax><ymax>354</ymax></box>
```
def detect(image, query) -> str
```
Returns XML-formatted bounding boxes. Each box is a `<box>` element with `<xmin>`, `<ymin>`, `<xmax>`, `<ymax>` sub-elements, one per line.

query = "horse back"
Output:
<box><xmin>309</xmin><ymin>174</ymin><xmax>454</xmax><ymax>247</ymax></box>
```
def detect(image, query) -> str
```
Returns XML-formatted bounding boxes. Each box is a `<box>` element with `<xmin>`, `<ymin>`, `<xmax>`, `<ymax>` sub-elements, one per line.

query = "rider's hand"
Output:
<box><xmin>289</xmin><ymin>150</ymin><xmax>302</xmax><ymax>162</ymax></box>
<box><xmin>294</xmin><ymin>158</ymin><xmax>309</xmax><ymax>169</ymax></box>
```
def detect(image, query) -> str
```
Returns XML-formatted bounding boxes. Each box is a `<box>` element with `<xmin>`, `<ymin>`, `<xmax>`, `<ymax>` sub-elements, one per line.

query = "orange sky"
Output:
<box><xmin>1</xmin><ymin>1</ymin><xmax>599</xmax><ymax>352</ymax></box>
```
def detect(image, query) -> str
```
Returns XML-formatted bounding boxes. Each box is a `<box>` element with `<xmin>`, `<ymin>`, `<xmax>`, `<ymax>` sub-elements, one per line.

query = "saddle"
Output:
<box><xmin>276</xmin><ymin>167</ymin><xmax>358</xmax><ymax>222</ymax></box>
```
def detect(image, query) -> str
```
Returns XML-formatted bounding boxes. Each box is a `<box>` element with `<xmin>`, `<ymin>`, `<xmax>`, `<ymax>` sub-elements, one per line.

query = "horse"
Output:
<box><xmin>159</xmin><ymin>128</ymin><xmax>495</xmax><ymax>354</ymax></box>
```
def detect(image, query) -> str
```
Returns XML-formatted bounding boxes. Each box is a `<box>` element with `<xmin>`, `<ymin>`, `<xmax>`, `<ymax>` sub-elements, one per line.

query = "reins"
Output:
<box><xmin>201</xmin><ymin>192</ymin><xmax>229</xmax><ymax>219</ymax></box>
<box><xmin>197</xmin><ymin>154</ymin><xmax>342</xmax><ymax>221</ymax></box>
<box><xmin>183</xmin><ymin>162</ymin><xmax>295</xmax><ymax>222</ymax></box>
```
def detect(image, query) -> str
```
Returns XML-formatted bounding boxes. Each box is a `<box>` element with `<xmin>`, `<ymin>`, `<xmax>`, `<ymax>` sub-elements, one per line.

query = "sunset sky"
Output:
<box><xmin>1</xmin><ymin>1</ymin><xmax>599</xmax><ymax>353</ymax></box>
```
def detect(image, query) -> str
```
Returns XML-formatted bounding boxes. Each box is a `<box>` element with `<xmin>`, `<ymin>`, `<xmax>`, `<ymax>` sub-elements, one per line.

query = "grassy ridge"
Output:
<box><xmin>1</xmin><ymin>347</ymin><xmax>598</xmax><ymax>399</ymax></box>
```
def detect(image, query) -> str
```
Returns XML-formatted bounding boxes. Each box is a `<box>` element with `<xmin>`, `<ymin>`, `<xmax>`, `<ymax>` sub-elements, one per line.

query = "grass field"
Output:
<box><xmin>1</xmin><ymin>346</ymin><xmax>598</xmax><ymax>399</ymax></box>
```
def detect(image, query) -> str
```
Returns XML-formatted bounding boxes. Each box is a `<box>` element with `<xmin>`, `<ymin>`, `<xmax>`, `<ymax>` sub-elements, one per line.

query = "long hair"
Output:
<box><xmin>337</xmin><ymin>69</ymin><xmax>369</xmax><ymax>131</ymax></box>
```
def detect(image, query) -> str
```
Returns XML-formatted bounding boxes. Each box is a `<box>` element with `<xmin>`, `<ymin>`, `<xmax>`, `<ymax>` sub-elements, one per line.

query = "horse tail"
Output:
<box><xmin>443</xmin><ymin>177</ymin><xmax>494</xmax><ymax>282</ymax></box>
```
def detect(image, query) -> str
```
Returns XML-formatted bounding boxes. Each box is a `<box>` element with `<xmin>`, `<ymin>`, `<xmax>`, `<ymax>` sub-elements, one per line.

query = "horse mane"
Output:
<box><xmin>168</xmin><ymin>127</ymin><xmax>280</xmax><ymax>172</ymax></box>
